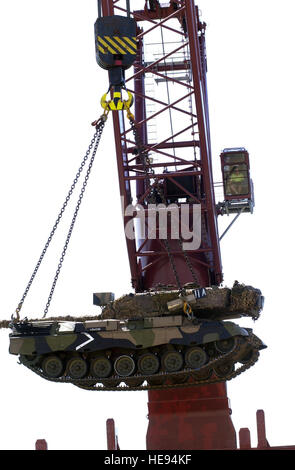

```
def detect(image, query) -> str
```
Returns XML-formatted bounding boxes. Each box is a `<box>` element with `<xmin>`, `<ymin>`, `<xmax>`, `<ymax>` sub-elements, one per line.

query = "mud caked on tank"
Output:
<box><xmin>8</xmin><ymin>283</ymin><xmax>266</xmax><ymax>391</ymax></box>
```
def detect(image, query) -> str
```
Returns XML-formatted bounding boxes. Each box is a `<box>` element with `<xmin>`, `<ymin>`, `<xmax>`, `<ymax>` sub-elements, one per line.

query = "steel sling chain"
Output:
<box><xmin>42</xmin><ymin>116</ymin><xmax>107</xmax><ymax>317</ymax></box>
<box><xmin>12</xmin><ymin>113</ymin><xmax>108</xmax><ymax>322</ymax></box>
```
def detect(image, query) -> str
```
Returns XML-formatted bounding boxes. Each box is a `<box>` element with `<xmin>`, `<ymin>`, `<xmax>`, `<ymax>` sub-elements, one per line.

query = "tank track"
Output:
<box><xmin>19</xmin><ymin>332</ymin><xmax>261</xmax><ymax>391</ymax></box>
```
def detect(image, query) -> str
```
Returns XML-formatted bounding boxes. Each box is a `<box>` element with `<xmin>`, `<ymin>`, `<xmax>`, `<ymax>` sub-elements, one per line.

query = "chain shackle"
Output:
<box><xmin>183</xmin><ymin>300</ymin><xmax>193</xmax><ymax>319</ymax></box>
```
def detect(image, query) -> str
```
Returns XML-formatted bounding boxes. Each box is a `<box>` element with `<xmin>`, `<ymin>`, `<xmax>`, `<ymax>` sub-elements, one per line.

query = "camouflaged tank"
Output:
<box><xmin>9</xmin><ymin>314</ymin><xmax>266</xmax><ymax>391</ymax></box>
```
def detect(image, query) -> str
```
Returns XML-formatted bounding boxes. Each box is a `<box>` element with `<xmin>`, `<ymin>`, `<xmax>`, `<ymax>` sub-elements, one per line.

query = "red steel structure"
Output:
<box><xmin>32</xmin><ymin>0</ymin><xmax>294</xmax><ymax>450</ymax></box>
<box><xmin>34</xmin><ymin>409</ymin><xmax>295</xmax><ymax>450</ymax></box>
<box><xmin>96</xmin><ymin>0</ymin><xmax>295</xmax><ymax>452</ymax></box>
<box><xmin>99</xmin><ymin>0</ymin><xmax>234</xmax><ymax>450</ymax></box>
<box><xmin>106</xmin><ymin>409</ymin><xmax>295</xmax><ymax>450</ymax></box>
<box><xmin>101</xmin><ymin>0</ymin><xmax>222</xmax><ymax>293</ymax></box>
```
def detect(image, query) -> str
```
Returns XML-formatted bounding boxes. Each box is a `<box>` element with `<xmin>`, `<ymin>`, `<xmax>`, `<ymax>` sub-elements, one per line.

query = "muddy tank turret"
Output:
<box><xmin>97</xmin><ymin>282</ymin><xmax>264</xmax><ymax>322</ymax></box>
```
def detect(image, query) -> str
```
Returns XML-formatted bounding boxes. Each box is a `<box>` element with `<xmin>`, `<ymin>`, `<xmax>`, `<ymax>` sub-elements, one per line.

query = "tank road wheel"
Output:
<box><xmin>114</xmin><ymin>355</ymin><xmax>135</xmax><ymax>377</ymax></box>
<box><xmin>161</xmin><ymin>351</ymin><xmax>183</xmax><ymax>373</ymax></box>
<box><xmin>213</xmin><ymin>362</ymin><xmax>235</xmax><ymax>378</ymax></box>
<box><xmin>170</xmin><ymin>373</ymin><xmax>189</xmax><ymax>385</ymax></box>
<box><xmin>191</xmin><ymin>368</ymin><xmax>213</xmax><ymax>382</ymax></box>
<box><xmin>185</xmin><ymin>347</ymin><xmax>208</xmax><ymax>370</ymax></box>
<box><xmin>147</xmin><ymin>376</ymin><xmax>166</xmax><ymax>387</ymax></box>
<box><xmin>125</xmin><ymin>377</ymin><xmax>144</xmax><ymax>388</ymax></box>
<box><xmin>42</xmin><ymin>355</ymin><xmax>64</xmax><ymax>378</ymax></box>
<box><xmin>67</xmin><ymin>357</ymin><xmax>88</xmax><ymax>379</ymax></box>
<box><xmin>90</xmin><ymin>356</ymin><xmax>112</xmax><ymax>379</ymax></box>
<box><xmin>101</xmin><ymin>379</ymin><xmax>120</xmax><ymax>388</ymax></box>
<box><xmin>137</xmin><ymin>353</ymin><xmax>160</xmax><ymax>375</ymax></box>
<box><xmin>214</xmin><ymin>337</ymin><xmax>236</xmax><ymax>354</ymax></box>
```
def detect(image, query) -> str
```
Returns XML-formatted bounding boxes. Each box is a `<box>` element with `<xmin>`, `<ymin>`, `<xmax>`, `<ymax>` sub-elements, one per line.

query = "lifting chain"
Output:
<box><xmin>12</xmin><ymin>92</ymin><xmax>198</xmax><ymax>322</ymax></box>
<box><xmin>178</xmin><ymin>239</ymin><xmax>200</xmax><ymax>288</ymax></box>
<box><xmin>128</xmin><ymin>114</ymin><xmax>200</xmax><ymax>303</ymax></box>
<box><xmin>12</xmin><ymin>113</ymin><xmax>108</xmax><ymax>322</ymax></box>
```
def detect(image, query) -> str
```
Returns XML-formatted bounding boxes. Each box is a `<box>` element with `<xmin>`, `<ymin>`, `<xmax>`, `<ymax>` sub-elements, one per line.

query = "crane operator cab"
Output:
<box><xmin>218</xmin><ymin>147</ymin><xmax>254</xmax><ymax>215</ymax></box>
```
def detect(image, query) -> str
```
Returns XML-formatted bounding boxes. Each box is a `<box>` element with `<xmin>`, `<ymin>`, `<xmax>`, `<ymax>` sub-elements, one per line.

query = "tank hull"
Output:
<box><xmin>9</xmin><ymin>316</ymin><xmax>266</xmax><ymax>391</ymax></box>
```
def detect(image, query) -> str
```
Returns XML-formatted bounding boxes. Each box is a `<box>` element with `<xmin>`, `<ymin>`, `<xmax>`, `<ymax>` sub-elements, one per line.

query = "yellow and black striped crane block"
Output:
<box><xmin>95</xmin><ymin>15</ymin><xmax>137</xmax><ymax>71</ymax></box>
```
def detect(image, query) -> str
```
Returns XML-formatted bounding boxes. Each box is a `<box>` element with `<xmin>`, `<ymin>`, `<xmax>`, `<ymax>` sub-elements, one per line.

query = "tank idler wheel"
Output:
<box><xmin>114</xmin><ymin>355</ymin><xmax>135</xmax><ymax>377</ymax></box>
<box><xmin>213</xmin><ymin>362</ymin><xmax>235</xmax><ymax>378</ymax></box>
<box><xmin>239</xmin><ymin>349</ymin><xmax>254</xmax><ymax>365</ymax></box>
<box><xmin>214</xmin><ymin>337</ymin><xmax>236</xmax><ymax>354</ymax></box>
<box><xmin>42</xmin><ymin>355</ymin><xmax>64</xmax><ymax>378</ymax></box>
<box><xmin>90</xmin><ymin>356</ymin><xmax>112</xmax><ymax>378</ymax></box>
<box><xmin>185</xmin><ymin>346</ymin><xmax>208</xmax><ymax>369</ymax></box>
<box><xmin>137</xmin><ymin>353</ymin><xmax>160</xmax><ymax>375</ymax></box>
<box><xmin>161</xmin><ymin>350</ymin><xmax>183</xmax><ymax>372</ymax></box>
<box><xmin>20</xmin><ymin>354</ymin><xmax>41</xmax><ymax>367</ymax></box>
<box><xmin>67</xmin><ymin>357</ymin><xmax>88</xmax><ymax>379</ymax></box>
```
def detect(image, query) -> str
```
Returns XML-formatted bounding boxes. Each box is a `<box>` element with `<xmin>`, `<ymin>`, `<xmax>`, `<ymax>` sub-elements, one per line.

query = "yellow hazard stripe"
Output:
<box><xmin>114</xmin><ymin>36</ymin><xmax>137</xmax><ymax>55</ymax></box>
<box><xmin>98</xmin><ymin>44</ymin><xmax>106</xmax><ymax>54</ymax></box>
<box><xmin>104</xmin><ymin>36</ymin><xmax>126</xmax><ymax>54</ymax></box>
<box><xmin>123</xmin><ymin>36</ymin><xmax>137</xmax><ymax>50</ymax></box>
<box><xmin>98</xmin><ymin>36</ymin><xmax>117</xmax><ymax>54</ymax></box>
<box><xmin>98</xmin><ymin>35</ymin><xmax>137</xmax><ymax>55</ymax></box>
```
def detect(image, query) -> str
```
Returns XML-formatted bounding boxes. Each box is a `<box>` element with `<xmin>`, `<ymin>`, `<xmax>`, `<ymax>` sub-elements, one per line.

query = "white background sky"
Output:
<box><xmin>0</xmin><ymin>0</ymin><xmax>295</xmax><ymax>450</ymax></box>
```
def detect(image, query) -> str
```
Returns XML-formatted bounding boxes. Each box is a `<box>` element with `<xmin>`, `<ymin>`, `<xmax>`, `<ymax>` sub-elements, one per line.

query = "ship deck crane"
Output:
<box><xmin>95</xmin><ymin>0</ymin><xmax>254</xmax><ymax>450</ymax></box>
<box><xmin>6</xmin><ymin>0</ymin><xmax>294</xmax><ymax>451</ymax></box>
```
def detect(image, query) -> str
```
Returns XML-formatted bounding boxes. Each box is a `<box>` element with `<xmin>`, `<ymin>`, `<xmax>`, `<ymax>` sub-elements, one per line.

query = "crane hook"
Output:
<box><xmin>100</xmin><ymin>90</ymin><xmax>134</xmax><ymax>114</ymax></box>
